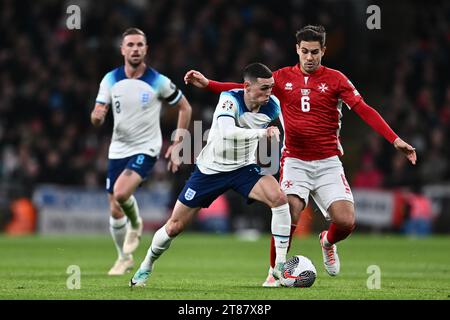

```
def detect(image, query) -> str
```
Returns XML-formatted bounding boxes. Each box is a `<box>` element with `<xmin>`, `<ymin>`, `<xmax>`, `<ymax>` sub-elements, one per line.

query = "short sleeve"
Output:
<box><xmin>215</xmin><ymin>92</ymin><xmax>239</xmax><ymax>120</ymax></box>
<box><xmin>338</xmin><ymin>72</ymin><xmax>363</xmax><ymax>109</ymax></box>
<box><xmin>95</xmin><ymin>73</ymin><xmax>113</xmax><ymax>105</ymax></box>
<box><xmin>157</xmin><ymin>74</ymin><xmax>182</xmax><ymax>105</ymax></box>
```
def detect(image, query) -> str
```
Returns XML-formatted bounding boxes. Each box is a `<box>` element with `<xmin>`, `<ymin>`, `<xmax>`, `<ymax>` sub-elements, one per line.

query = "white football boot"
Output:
<box><xmin>108</xmin><ymin>255</ymin><xmax>134</xmax><ymax>276</ymax></box>
<box><xmin>262</xmin><ymin>266</ymin><xmax>280</xmax><ymax>287</ymax></box>
<box><xmin>319</xmin><ymin>231</ymin><xmax>340</xmax><ymax>276</ymax></box>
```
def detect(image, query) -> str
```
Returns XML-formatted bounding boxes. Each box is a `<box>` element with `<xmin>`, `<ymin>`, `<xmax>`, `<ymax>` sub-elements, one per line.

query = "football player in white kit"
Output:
<box><xmin>91</xmin><ymin>28</ymin><xmax>192</xmax><ymax>275</ymax></box>
<box><xmin>130</xmin><ymin>63</ymin><xmax>291</xmax><ymax>287</ymax></box>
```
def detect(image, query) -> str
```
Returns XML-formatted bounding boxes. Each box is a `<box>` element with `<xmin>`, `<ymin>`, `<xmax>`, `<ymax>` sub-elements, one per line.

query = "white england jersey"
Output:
<box><xmin>96</xmin><ymin>66</ymin><xmax>182</xmax><ymax>159</ymax></box>
<box><xmin>196</xmin><ymin>89</ymin><xmax>280</xmax><ymax>174</ymax></box>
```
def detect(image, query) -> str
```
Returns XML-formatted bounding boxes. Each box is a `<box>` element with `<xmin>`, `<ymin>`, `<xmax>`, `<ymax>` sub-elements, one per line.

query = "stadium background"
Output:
<box><xmin>0</xmin><ymin>0</ymin><xmax>449</xmax><ymax>237</ymax></box>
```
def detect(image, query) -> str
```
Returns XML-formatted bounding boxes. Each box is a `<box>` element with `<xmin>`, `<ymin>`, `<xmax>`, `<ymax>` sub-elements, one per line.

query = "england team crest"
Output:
<box><xmin>184</xmin><ymin>188</ymin><xmax>196</xmax><ymax>201</ymax></box>
<box><xmin>141</xmin><ymin>91</ymin><xmax>152</xmax><ymax>108</ymax></box>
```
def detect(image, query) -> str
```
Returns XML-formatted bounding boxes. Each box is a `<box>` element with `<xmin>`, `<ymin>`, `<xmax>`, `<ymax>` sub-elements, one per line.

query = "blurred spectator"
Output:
<box><xmin>352</xmin><ymin>154</ymin><xmax>384</xmax><ymax>189</ymax></box>
<box><xmin>402</xmin><ymin>191</ymin><xmax>434</xmax><ymax>236</ymax></box>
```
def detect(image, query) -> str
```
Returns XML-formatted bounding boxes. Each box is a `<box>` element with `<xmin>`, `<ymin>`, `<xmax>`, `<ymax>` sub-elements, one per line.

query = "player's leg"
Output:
<box><xmin>115</xmin><ymin>154</ymin><xmax>157</xmax><ymax>255</ymax></box>
<box><xmin>113</xmin><ymin>169</ymin><xmax>144</xmax><ymax>255</ymax></box>
<box><xmin>106</xmin><ymin>158</ymin><xmax>134</xmax><ymax>275</ymax></box>
<box><xmin>131</xmin><ymin>165</ymin><xmax>221</xmax><ymax>287</ymax></box>
<box><xmin>113</xmin><ymin>169</ymin><xmax>143</xmax><ymax>226</ymax></box>
<box><xmin>130</xmin><ymin>201</ymin><xmax>200</xmax><ymax>287</ymax></box>
<box><xmin>264</xmin><ymin>194</ymin><xmax>306</xmax><ymax>286</ymax></box>
<box><xmin>260</xmin><ymin>157</ymin><xmax>312</xmax><ymax>286</ymax></box>
<box><xmin>313</xmin><ymin>156</ymin><xmax>355</xmax><ymax>276</ymax></box>
<box><xmin>326</xmin><ymin>200</ymin><xmax>356</xmax><ymax>244</ymax></box>
<box><xmin>107</xmin><ymin>193</ymin><xmax>134</xmax><ymax>275</ymax></box>
<box><xmin>248</xmin><ymin>175</ymin><xmax>291</xmax><ymax>280</ymax></box>
<box><xmin>318</xmin><ymin>200</ymin><xmax>355</xmax><ymax>275</ymax></box>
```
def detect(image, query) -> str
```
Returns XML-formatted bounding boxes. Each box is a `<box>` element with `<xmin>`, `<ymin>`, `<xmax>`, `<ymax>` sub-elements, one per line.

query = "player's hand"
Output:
<box><xmin>184</xmin><ymin>70</ymin><xmax>209</xmax><ymax>88</ymax></box>
<box><xmin>165</xmin><ymin>142</ymin><xmax>183</xmax><ymax>173</ymax></box>
<box><xmin>393</xmin><ymin>137</ymin><xmax>417</xmax><ymax>165</ymax></box>
<box><xmin>91</xmin><ymin>104</ymin><xmax>108</xmax><ymax>126</ymax></box>
<box><xmin>266</xmin><ymin>126</ymin><xmax>280</xmax><ymax>142</ymax></box>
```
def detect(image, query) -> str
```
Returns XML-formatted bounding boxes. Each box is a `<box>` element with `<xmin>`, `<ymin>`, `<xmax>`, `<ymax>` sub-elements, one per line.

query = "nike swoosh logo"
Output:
<box><xmin>113</xmin><ymin>95</ymin><xmax>122</xmax><ymax>98</ymax></box>
<box><xmin>280</xmin><ymin>240</ymin><xmax>289</xmax><ymax>244</ymax></box>
<box><xmin>130</xmin><ymin>279</ymin><xmax>137</xmax><ymax>286</ymax></box>
<box><xmin>131</xmin><ymin>164</ymin><xmax>140</xmax><ymax>168</ymax></box>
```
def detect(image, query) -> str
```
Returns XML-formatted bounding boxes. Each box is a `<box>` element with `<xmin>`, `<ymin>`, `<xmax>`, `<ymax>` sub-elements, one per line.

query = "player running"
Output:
<box><xmin>91</xmin><ymin>28</ymin><xmax>192</xmax><ymax>275</ymax></box>
<box><xmin>130</xmin><ymin>63</ymin><xmax>291</xmax><ymax>287</ymax></box>
<box><xmin>184</xmin><ymin>25</ymin><xmax>417</xmax><ymax>286</ymax></box>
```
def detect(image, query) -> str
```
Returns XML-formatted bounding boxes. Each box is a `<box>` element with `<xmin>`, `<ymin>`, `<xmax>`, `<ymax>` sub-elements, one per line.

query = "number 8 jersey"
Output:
<box><xmin>96</xmin><ymin>66</ymin><xmax>182</xmax><ymax>159</ymax></box>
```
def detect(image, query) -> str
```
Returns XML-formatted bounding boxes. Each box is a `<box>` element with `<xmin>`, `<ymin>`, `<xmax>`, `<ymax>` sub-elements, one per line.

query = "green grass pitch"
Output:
<box><xmin>0</xmin><ymin>233</ymin><xmax>449</xmax><ymax>300</ymax></box>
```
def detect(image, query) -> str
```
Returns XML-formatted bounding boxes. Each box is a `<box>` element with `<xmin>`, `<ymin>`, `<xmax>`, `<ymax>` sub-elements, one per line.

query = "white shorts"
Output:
<box><xmin>280</xmin><ymin>156</ymin><xmax>354</xmax><ymax>220</ymax></box>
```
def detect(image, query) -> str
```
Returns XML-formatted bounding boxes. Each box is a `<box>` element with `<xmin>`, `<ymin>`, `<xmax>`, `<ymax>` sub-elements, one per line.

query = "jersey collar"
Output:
<box><xmin>295</xmin><ymin>64</ymin><xmax>325</xmax><ymax>77</ymax></box>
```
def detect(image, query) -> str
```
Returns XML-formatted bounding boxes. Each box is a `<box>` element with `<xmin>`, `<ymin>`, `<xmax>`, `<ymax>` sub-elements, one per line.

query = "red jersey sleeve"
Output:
<box><xmin>337</xmin><ymin>72</ymin><xmax>363</xmax><ymax>109</ymax></box>
<box><xmin>352</xmin><ymin>100</ymin><xmax>399</xmax><ymax>143</ymax></box>
<box><xmin>206</xmin><ymin>80</ymin><xmax>243</xmax><ymax>94</ymax></box>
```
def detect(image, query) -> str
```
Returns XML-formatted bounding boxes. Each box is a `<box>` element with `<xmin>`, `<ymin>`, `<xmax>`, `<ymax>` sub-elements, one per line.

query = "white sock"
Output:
<box><xmin>140</xmin><ymin>224</ymin><xmax>173</xmax><ymax>271</ymax></box>
<box><xmin>271</xmin><ymin>203</ymin><xmax>291</xmax><ymax>264</ymax></box>
<box><xmin>109</xmin><ymin>216</ymin><xmax>129</xmax><ymax>259</ymax></box>
<box><xmin>121</xmin><ymin>195</ymin><xmax>140</xmax><ymax>228</ymax></box>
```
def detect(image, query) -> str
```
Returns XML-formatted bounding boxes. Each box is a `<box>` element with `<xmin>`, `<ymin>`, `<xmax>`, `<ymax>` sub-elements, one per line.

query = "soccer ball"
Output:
<box><xmin>280</xmin><ymin>255</ymin><xmax>317</xmax><ymax>287</ymax></box>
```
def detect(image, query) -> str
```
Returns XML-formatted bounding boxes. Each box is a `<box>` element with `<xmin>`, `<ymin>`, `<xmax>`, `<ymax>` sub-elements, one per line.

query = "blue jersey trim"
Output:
<box><xmin>259</xmin><ymin>96</ymin><xmax>280</xmax><ymax>121</ymax></box>
<box><xmin>222</xmin><ymin>90</ymin><xmax>280</xmax><ymax>120</ymax></box>
<box><xmin>221</xmin><ymin>90</ymin><xmax>247</xmax><ymax>116</ymax></box>
<box><xmin>104</xmin><ymin>66</ymin><xmax>162</xmax><ymax>88</ymax></box>
<box><xmin>139</xmin><ymin>67</ymin><xmax>160</xmax><ymax>87</ymax></box>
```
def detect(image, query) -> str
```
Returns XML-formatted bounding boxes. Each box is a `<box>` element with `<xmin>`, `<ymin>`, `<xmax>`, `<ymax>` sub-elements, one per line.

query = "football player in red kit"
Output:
<box><xmin>184</xmin><ymin>25</ymin><xmax>417</xmax><ymax>286</ymax></box>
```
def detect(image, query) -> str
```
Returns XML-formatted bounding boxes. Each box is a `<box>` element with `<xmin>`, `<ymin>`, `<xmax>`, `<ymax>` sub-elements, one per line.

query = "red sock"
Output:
<box><xmin>326</xmin><ymin>223</ymin><xmax>355</xmax><ymax>245</ymax></box>
<box><xmin>270</xmin><ymin>225</ymin><xmax>297</xmax><ymax>268</ymax></box>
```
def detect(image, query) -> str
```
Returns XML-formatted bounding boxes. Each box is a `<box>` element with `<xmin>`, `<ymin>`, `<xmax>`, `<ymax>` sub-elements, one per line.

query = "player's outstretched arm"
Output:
<box><xmin>352</xmin><ymin>101</ymin><xmax>417</xmax><ymax>165</ymax></box>
<box><xmin>393</xmin><ymin>137</ymin><xmax>417</xmax><ymax>165</ymax></box>
<box><xmin>184</xmin><ymin>70</ymin><xmax>209</xmax><ymax>88</ymax></box>
<box><xmin>165</xmin><ymin>95</ymin><xmax>193</xmax><ymax>173</ymax></box>
<box><xmin>184</xmin><ymin>69</ymin><xmax>243</xmax><ymax>94</ymax></box>
<box><xmin>90</xmin><ymin>103</ymin><xmax>109</xmax><ymax>127</ymax></box>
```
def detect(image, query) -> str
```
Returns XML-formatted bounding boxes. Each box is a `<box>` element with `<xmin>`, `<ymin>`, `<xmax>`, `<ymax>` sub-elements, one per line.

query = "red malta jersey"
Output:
<box><xmin>273</xmin><ymin>64</ymin><xmax>363</xmax><ymax>161</ymax></box>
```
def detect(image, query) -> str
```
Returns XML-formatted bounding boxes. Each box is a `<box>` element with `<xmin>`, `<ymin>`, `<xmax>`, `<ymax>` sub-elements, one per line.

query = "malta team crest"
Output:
<box><xmin>283</xmin><ymin>180</ymin><xmax>293</xmax><ymax>189</ymax></box>
<box><xmin>184</xmin><ymin>188</ymin><xmax>197</xmax><ymax>201</ymax></box>
<box><xmin>318</xmin><ymin>83</ymin><xmax>328</xmax><ymax>93</ymax></box>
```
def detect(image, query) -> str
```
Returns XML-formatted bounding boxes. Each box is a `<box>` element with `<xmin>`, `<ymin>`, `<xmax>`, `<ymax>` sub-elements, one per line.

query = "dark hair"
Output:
<box><xmin>122</xmin><ymin>27</ymin><xmax>147</xmax><ymax>42</ymax></box>
<box><xmin>295</xmin><ymin>25</ymin><xmax>326</xmax><ymax>48</ymax></box>
<box><xmin>243</xmin><ymin>62</ymin><xmax>272</xmax><ymax>82</ymax></box>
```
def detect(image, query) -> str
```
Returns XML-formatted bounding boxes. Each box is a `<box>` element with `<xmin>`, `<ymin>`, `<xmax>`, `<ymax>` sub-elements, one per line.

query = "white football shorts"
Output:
<box><xmin>280</xmin><ymin>155</ymin><xmax>354</xmax><ymax>220</ymax></box>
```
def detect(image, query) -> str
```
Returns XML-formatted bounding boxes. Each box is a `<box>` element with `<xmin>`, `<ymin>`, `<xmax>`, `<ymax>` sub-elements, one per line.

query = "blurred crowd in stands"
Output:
<box><xmin>0</xmin><ymin>0</ymin><xmax>448</xmax><ymax>208</ymax></box>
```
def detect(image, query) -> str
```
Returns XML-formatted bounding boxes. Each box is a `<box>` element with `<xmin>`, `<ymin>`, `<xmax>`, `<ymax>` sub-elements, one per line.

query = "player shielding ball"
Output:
<box><xmin>130</xmin><ymin>63</ymin><xmax>291</xmax><ymax>287</ymax></box>
<box><xmin>91</xmin><ymin>28</ymin><xmax>192</xmax><ymax>275</ymax></box>
<box><xmin>184</xmin><ymin>25</ymin><xmax>417</xmax><ymax>286</ymax></box>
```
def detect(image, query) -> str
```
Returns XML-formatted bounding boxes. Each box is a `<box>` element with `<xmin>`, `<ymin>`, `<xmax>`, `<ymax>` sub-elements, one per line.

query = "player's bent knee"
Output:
<box><xmin>268</xmin><ymin>190</ymin><xmax>288</xmax><ymax>208</ymax></box>
<box><xmin>113</xmin><ymin>190</ymin><xmax>131</xmax><ymax>204</ymax></box>
<box><xmin>165</xmin><ymin>220</ymin><xmax>185</xmax><ymax>237</ymax></box>
<box><xmin>334</xmin><ymin>215</ymin><xmax>356</xmax><ymax>230</ymax></box>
